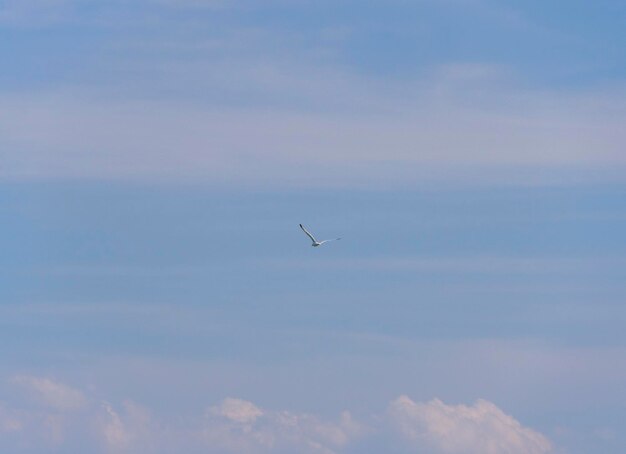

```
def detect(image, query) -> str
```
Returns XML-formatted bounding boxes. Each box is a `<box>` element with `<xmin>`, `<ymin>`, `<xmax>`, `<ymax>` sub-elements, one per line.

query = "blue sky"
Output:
<box><xmin>1</xmin><ymin>1</ymin><xmax>626</xmax><ymax>453</ymax></box>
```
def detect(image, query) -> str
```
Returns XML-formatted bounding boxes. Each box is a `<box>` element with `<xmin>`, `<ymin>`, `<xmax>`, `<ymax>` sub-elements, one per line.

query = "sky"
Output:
<box><xmin>1</xmin><ymin>0</ymin><xmax>626</xmax><ymax>453</ymax></box>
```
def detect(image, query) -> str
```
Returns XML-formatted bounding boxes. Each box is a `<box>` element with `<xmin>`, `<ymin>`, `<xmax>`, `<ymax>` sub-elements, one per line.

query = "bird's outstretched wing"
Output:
<box><xmin>299</xmin><ymin>224</ymin><xmax>317</xmax><ymax>243</ymax></box>
<box><xmin>319</xmin><ymin>238</ymin><xmax>341</xmax><ymax>244</ymax></box>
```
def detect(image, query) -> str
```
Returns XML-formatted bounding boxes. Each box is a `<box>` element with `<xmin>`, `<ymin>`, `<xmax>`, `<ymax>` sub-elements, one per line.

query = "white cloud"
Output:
<box><xmin>11</xmin><ymin>376</ymin><xmax>87</xmax><ymax>411</ymax></box>
<box><xmin>203</xmin><ymin>398</ymin><xmax>363</xmax><ymax>453</ymax></box>
<box><xmin>0</xmin><ymin>376</ymin><xmax>556</xmax><ymax>453</ymax></box>
<box><xmin>387</xmin><ymin>396</ymin><xmax>553</xmax><ymax>454</ymax></box>
<box><xmin>211</xmin><ymin>397</ymin><xmax>264</xmax><ymax>423</ymax></box>
<box><xmin>100</xmin><ymin>402</ymin><xmax>129</xmax><ymax>449</ymax></box>
<box><xmin>98</xmin><ymin>400</ymin><xmax>156</xmax><ymax>454</ymax></box>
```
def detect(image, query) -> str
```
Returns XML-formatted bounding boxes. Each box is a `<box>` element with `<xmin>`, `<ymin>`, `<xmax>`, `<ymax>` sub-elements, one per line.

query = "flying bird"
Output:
<box><xmin>299</xmin><ymin>224</ymin><xmax>341</xmax><ymax>247</ymax></box>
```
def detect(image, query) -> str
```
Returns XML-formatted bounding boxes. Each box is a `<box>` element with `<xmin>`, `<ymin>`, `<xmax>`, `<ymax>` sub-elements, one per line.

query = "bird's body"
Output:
<box><xmin>299</xmin><ymin>224</ymin><xmax>341</xmax><ymax>247</ymax></box>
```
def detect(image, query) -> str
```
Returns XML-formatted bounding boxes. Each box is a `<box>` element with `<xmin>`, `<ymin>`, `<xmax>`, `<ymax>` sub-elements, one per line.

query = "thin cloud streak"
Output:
<box><xmin>14</xmin><ymin>256</ymin><xmax>626</xmax><ymax>278</ymax></box>
<box><xmin>256</xmin><ymin>256</ymin><xmax>626</xmax><ymax>274</ymax></box>
<box><xmin>1</xmin><ymin>79</ymin><xmax>625</xmax><ymax>187</ymax></box>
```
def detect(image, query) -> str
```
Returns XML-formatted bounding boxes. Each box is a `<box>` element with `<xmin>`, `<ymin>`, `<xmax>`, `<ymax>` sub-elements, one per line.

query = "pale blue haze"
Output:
<box><xmin>1</xmin><ymin>1</ymin><xmax>625</xmax><ymax>453</ymax></box>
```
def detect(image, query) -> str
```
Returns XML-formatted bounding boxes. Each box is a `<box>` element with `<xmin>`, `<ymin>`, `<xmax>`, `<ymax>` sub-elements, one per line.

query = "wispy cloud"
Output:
<box><xmin>203</xmin><ymin>397</ymin><xmax>363</xmax><ymax>453</ymax></box>
<box><xmin>99</xmin><ymin>400</ymin><xmax>157</xmax><ymax>453</ymax></box>
<box><xmin>0</xmin><ymin>405</ymin><xmax>22</xmax><ymax>433</ymax></box>
<box><xmin>11</xmin><ymin>376</ymin><xmax>87</xmax><ymax>411</ymax></box>
<box><xmin>2</xmin><ymin>77</ymin><xmax>625</xmax><ymax>187</ymax></box>
<box><xmin>2</xmin><ymin>0</ymin><xmax>624</xmax><ymax>187</ymax></box>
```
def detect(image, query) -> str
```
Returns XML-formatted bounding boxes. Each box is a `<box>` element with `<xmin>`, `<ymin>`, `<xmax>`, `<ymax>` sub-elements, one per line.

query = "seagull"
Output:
<box><xmin>299</xmin><ymin>224</ymin><xmax>341</xmax><ymax>247</ymax></box>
